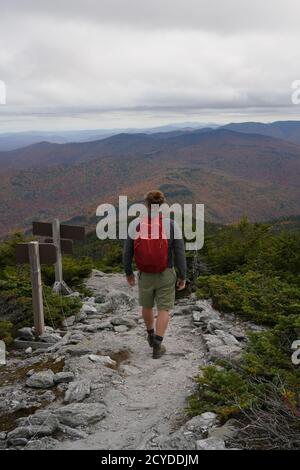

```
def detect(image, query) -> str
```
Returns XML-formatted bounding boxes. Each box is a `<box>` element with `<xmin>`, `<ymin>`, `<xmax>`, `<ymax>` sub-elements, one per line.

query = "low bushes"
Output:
<box><xmin>188</xmin><ymin>219</ymin><xmax>300</xmax><ymax>448</ymax></box>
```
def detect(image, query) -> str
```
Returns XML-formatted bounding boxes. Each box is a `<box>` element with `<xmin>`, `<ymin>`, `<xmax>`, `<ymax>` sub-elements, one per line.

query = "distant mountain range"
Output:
<box><xmin>0</xmin><ymin>122</ymin><xmax>300</xmax><ymax>237</ymax></box>
<box><xmin>223</xmin><ymin>121</ymin><xmax>300</xmax><ymax>145</ymax></box>
<box><xmin>0</xmin><ymin>122</ymin><xmax>217</xmax><ymax>151</ymax></box>
<box><xmin>1</xmin><ymin>120</ymin><xmax>300</xmax><ymax>151</ymax></box>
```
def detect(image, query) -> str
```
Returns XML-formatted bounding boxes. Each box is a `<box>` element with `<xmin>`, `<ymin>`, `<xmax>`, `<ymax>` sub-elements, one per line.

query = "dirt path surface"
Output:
<box><xmin>55</xmin><ymin>272</ymin><xmax>207</xmax><ymax>450</ymax></box>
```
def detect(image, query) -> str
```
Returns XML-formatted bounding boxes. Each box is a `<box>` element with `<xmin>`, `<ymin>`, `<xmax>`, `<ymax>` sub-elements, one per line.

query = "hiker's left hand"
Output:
<box><xmin>176</xmin><ymin>278</ymin><xmax>186</xmax><ymax>291</ymax></box>
<box><xmin>126</xmin><ymin>274</ymin><xmax>136</xmax><ymax>286</ymax></box>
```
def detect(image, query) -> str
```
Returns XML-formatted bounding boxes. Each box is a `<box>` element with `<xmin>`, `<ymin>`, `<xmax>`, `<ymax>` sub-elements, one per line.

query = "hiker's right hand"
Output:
<box><xmin>126</xmin><ymin>274</ymin><xmax>136</xmax><ymax>286</ymax></box>
<box><xmin>176</xmin><ymin>278</ymin><xmax>186</xmax><ymax>291</ymax></box>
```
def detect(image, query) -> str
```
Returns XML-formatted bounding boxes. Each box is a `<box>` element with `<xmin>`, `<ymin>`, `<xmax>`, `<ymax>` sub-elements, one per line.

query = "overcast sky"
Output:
<box><xmin>0</xmin><ymin>0</ymin><xmax>300</xmax><ymax>132</ymax></box>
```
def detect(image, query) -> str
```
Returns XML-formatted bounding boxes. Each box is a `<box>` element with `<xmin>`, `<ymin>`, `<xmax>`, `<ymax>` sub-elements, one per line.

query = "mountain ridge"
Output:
<box><xmin>0</xmin><ymin>126</ymin><xmax>300</xmax><ymax>237</ymax></box>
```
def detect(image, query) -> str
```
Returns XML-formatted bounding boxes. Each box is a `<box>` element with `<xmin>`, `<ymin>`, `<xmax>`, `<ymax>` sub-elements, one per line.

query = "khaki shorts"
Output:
<box><xmin>138</xmin><ymin>267</ymin><xmax>177</xmax><ymax>311</ymax></box>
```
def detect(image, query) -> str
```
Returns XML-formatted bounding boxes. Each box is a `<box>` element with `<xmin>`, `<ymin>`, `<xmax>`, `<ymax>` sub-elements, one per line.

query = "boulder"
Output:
<box><xmin>16</xmin><ymin>411</ymin><xmax>59</xmax><ymax>432</ymax></box>
<box><xmin>7</xmin><ymin>425</ymin><xmax>54</xmax><ymax>443</ymax></box>
<box><xmin>230</xmin><ymin>328</ymin><xmax>246</xmax><ymax>340</ymax></box>
<box><xmin>94</xmin><ymin>292</ymin><xmax>108</xmax><ymax>304</ymax></box>
<box><xmin>62</xmin><ymin>316</ymin><xmax>76</xmax><ymax>328</ymax></box>
<box><xmin>203</xmin><ymin>334</ymin><xmax>224</xmax><ymax>349</ymax></box>
<box><xmin>172</xmin><ymin>305</ymin><xmax>194</xmax><ymax>316</ymax></box>
<box><xmin>54</xmin><ymin>371</ymin><xmax>75</xmax><ymax>384</ymax></box>
<box><xmin>215</xmin><ymin>330</ymin><xmax>240</xmax><ymax>347</ymax></box>
<box><xmin>192</xmin><ymin>311</ymin><xmax>211</xmax><ymax>324</ymax></box>
<box><xmin>80</xmin><ymin>303</ymin><xmax>98</xmax><ymax>316</ymax></box>
<box><xmin>106</xmin><ymin>290</ymin><xmax>137</xmax><ymax>310</ymax></box>
<box><xmin>113</xmin><ymin>325</ymin><xmax>128</xmax><ymax>333</ymax></box>
<box><xmin>0</xmin><ymin>441</ymin><xmax>7</xmax><ymax>450</ymax></box>
<box><xmin>185</xmin><ymin>412</ymin><xmax>219</xmax><ymax>433</ymax></box>
<box><xmin>57</xmin><ymin>424</ymin><xmax>89</xmax><ymax>439</ymax></box>
<box><xmin>64</xmin><ymin>379</ymin><xmax>91</xmax><ymax>403</ymax></box>
<box><xmin>196</xmin><ymin>437</ymin><xmax>226</xmax><ymax>450</ymax></box>
<box><xmin>22</xmin><ymin>436</ymin><xmax>58</xmax><ymax>450</ymax></box>
<box><xmin>207</xmin><ymin>319</ymin><xmax>230</xmax><ymax>333</ymax></box>
<box><xmin>66</xmin><ymin>291</ymin><xmax>80</xmax><ymax>298</ymax></box>
<box><xmin>208</xmin><ymin>421</ymin><xmax>238</xmax><ymax>442</ymax></box>
<box><xmin>88</xmin><ymin>355</ymin><xmax>117</xmax><ymax>367</ymax></box>
<box><xmin>95</xmin><ymin>301</ymin><xmax>112</xmax><ymax>314</ymax></box>
<box><xmin>9</xmin><ymin>438</ymin><xmax>28</xmax><ymax>447</ymax></box>
<box><xmin>17</xmin><ymin>327</ymin><xmax>34</xmax><ymax>341</ymax></box>
<box><xmin>92</xmin><ymin>269</ymin><xmax>105</xmax><ymax>277</ymax></box>
<box><xmin>55</xmin><ymin>402</ymin><xmax>107</xmax><ymax>427</ymax></box>
<box><xmin>39</xmin><ymin>333</ymin><xmax>62</xmax><ymax>343</ymax></box>
<box><xmin>208</xmin><ymin>345</ymin><xmax>242</xmax><ymax>362</ymax></box>
<box><xmin>84</xmin><ymin>325</ymin><xmax>98</xmax><ymax>333</ymax></box>
<box><xmin>96</xmin><ymin>321</ymin><xmax>112</xmax><ymax>330</ymax></box>
<box><xmin>111</xmin><ymin>316</ymin><xmax>136</xmax><ymax>328</ymax></box>
<box><xmin>120</xmin><ymin>364</ymin><xmax>140</xmax><ymax>376</ymax></box>
<box><xmin>83</xmin><ymin>297</ymin><xmax>95</xmax><ymax>304</ymax></box>
<box><xmin>26</xmin><ymin>370</ymin><xmax>55</xmax><ymax>389</ymax></box>
<box><xmin>67</xmin><ymin>332</ymin><xmax>85</xmax><ymax>344</ymax></box>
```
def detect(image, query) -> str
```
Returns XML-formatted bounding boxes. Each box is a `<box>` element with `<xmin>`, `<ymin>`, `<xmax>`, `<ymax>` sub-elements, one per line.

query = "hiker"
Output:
<box><xmin>123</xmin><ymin>190</ymin><xmax>187</xmax><ymax>359</ymax></box>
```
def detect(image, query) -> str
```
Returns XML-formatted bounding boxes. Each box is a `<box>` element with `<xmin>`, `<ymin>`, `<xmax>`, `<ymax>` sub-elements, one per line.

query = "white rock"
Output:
<box><xmin>121</xmin><ymin>364</ymin><xmax>140</xmax><ymax>375</ymax></box>
<box><xmin>64</xmin><ymin>379</ymin><xmax>91</xmax><ymax>403</ymax></box>
<box><xmin>83</xmin><ymin>297</ymin><xmax>95</xmax><ymax>304</ymax></box>
<box><xmin>215</xmin><ymin>330</ymin><xmax>240</xmax><ymax>347</ymax></box>
<box><xmin>196</xmin><ymin>438</ymin><xmax>226</xmax><ymax>450</ymax></box>
<box><xmin>193</xmin><ymin>311</ymin><xmax>210</xmax><ymax>323</ymax></box>
<box><xmin>203</xmin><ymin>334</ymin><xmax>224</xmax><ymax>349</ymax></box>
<box><xmin>208</xmin><ymin>345</ymin><xmax>242</xmax><ymax>362</ymax></box>
<box><xmin>26</xmin><ymin>370</ymin><xmax>55</xmax><ymax>389</ymax></box>
<box><xmin>54</xmin><ymin>372</ymin><xmax>74</xmax><ymax>384</ymax></box>
<box><xmin>208</xmin><ymin>421</ymin><xmax>238</xmax><ymax>442</ymax></box>
<box><xmin>111</xmin><ymin>316</ymin><xmax>136</xmax><ymax>328</ymax></box>
<box><xmin>55</xmin><ymin>402</ymin><xmax>107</xmax><ymax>427</ymax></box>
<box><xmin>62</xmin><ymin>316</ymin><xmax>76</xmax><ymax>327</ymax></box>
<box><xmin>17</xmin><ymin>327</ymin><xmax>34</xmax><ymax>341</ymax></box>
<box><xmin>88</xmin><ymin>355</ymin><xmax>117</xmax><ymax>367</ymax></box>
<box><xmin>39</xmin><ymin>333</ymin><xmax>62</xmax><ymax>343</ymax></box>
<box><xmin>207</xmin><ymin>319</ymin><xmax>230</xmax><ymax>333</ymax></box>
<box><xmin>185</xmin><ymin>412</ymin><xmax>219</xmax><ymax>433</ymax></box>
<box><xmin>66</xmin><ymin>291</ymin><xmax>80</xmax><ymax>298</ymax></box>
<box><xmin>92</xmin><ymin>269</ymin><xmax>105</xmax><ymax>277</ymax></box>
<box><xmin>114</xmin><ymin>325</ymin><xmax>128</xmax><ymax>333</ymax></box>
<box><xmin>80</xmin><ymin>304</ymin><xmax>98</xmax><ymax>315</ymax></box>
<box><xmin>96</xmin><ymin>321</ymin><xmax>112</xmax><ymax>330</ymax></box>
<box><xmin>25</xmin><ymin>347</ymin><xmax>32</xmax><ymax>354</ymax></box>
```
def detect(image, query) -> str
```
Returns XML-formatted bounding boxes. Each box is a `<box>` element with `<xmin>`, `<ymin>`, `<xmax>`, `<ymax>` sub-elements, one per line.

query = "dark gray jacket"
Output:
<box><xmin>123</xmin><ymin>218</ymin><xmax>187</xmax><ymax>279</ymax></box>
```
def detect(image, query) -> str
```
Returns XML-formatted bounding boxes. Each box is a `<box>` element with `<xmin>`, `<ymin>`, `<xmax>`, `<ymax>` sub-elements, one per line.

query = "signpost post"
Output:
<box><xmin>32</xmin><ymin>219</ymin><xmax>85</xmax><ymax>294</ymax></box>
<box><xmin>28</xmin><ymin>242</ymin><xmax>45</xmax><ymax>337</ymax></box>
<box><xmin>16</xmin><ymin>241</ymin><xmax>57</xmax><ymax>337</ymax></box>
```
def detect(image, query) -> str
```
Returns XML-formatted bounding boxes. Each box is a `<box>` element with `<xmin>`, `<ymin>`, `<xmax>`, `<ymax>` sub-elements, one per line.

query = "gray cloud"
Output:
<box><xmin>0</xmin><ymin>0</ymin><xmax>299</xmax><ymax>131</ymax></box>
<box><xmin>2</xmin><ymin>0</ymin><xmax>300</xmax><ymax>32</ymax></box>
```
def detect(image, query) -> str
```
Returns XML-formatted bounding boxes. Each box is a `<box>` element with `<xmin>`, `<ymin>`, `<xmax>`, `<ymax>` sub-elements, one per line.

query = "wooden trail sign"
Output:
<box><xmin>44</xmin><ymin>238</ymin><xmax>73</xmax><ymax>255</ymax></box>
<box><xmin>16</xmin><ymin>243</ymin><xmax>57</xmax><ymax>264</ymax></box>
<box><xmin>32</xmin><ymin>219</ymin><xmax>85</xmax><ymax>295</ymax></box>
<box><xmin>32</xmin><ymin>221</ymin><xmax>85</xmax><ymax>240</ymax></box>
<box><xmin>16</xmin><ymin>241</ymin><xmax>57</xmax><ymax>337</ymax></box>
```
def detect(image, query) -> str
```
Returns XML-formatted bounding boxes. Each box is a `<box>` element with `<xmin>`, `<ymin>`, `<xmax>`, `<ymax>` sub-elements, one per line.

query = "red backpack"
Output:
<box><xmin>134</xmin><ymin>214</ymin><xmax>169</xmax><ymax>273</ymax></box>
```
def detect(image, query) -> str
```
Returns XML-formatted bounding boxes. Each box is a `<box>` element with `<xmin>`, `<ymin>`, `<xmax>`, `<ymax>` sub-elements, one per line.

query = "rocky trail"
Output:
<box><xmin>0</xmin><ymin>270</ymin><xmax>255</xmax><ymax>450</ymax></box>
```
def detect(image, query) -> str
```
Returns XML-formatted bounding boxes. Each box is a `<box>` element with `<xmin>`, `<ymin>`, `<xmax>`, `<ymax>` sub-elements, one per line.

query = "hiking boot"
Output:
<box><xmin>147</xmin><ymin>332</ymin><xmax>155</xmax><ymax>348</ymax></box>
<box><xmin>153</xmin><ymin>340</ymin><xmax>166</xmax><ymax>359</ymax></box>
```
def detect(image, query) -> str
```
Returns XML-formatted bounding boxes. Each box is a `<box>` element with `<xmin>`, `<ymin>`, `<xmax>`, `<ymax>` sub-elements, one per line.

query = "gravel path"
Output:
<box><xmin>54</xmin><ymin>272</ymin><xmax>207</xmax><ymax>450</ymax></box>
